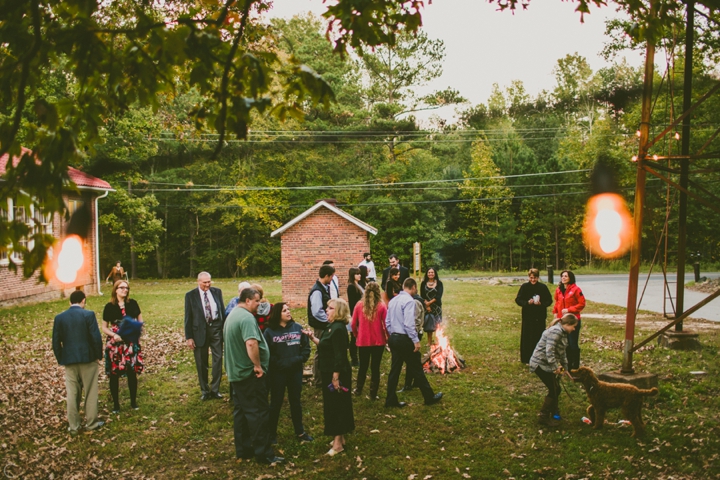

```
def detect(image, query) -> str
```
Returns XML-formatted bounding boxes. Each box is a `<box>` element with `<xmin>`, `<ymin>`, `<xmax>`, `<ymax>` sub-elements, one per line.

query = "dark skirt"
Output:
<box><xmin>320</xmin><ymin>369</ymin><xmax>355</xmax><ymax>436</ymax></box>
<box><xmin>520</xmin><ymin>314</ymin><xmax>546</xmax><ymax>364</ymax></box>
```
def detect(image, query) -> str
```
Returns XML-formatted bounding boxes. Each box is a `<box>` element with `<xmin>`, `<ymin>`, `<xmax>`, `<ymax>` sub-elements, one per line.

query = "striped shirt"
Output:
<box><xmin>529</xmin><ymin>324</ymin><xmax>569</xmax><ymax>373</ymax></box>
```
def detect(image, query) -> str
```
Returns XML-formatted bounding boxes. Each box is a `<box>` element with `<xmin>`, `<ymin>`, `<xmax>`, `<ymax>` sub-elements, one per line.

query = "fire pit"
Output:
<box><xmin>422</xmin><ymin>325</ymin><xmax>466</xmax><ymax>374</ymax></box>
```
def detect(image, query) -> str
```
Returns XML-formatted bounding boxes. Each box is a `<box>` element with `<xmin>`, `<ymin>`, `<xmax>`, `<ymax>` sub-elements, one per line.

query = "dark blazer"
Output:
<box><xmin>184</xmin><ymin>286</ymin><xmax>225</xmax><ymax>347</ymax></box>
<box><xmin>381</xmin><ymin>265</ymin><xmax>410</xmax><ymax>291</ymax></box>
<box><xmin>52</xmin><ymin>305</ymin><xmax>103</xmax><ymax>365</ymax></box>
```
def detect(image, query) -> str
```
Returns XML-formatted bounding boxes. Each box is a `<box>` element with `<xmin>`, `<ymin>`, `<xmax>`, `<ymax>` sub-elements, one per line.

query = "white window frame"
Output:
<box><xmin>1</xmin><ymin>196</ymin><xmax>52</xmax><ymax>265</ymax></box>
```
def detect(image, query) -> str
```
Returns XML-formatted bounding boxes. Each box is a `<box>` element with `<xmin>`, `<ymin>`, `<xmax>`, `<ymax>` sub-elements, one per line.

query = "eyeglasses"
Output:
<box><xmin>117</xmin><ymin>286</ymin><xmax>129</xmax><ymax>290</ymax></box>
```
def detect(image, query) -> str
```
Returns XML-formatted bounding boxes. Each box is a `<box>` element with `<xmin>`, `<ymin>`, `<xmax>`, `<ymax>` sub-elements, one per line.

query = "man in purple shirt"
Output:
<box><xmin>384</xmin><ymin>278</ymin><xmax>443</xmax><ymax>408</ymax></box>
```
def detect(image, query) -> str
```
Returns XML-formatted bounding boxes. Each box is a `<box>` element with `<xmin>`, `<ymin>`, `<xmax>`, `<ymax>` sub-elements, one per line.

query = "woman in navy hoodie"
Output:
<box><xmin>264</xmin><ymin>303</ymin><xmax>313</xmax><ymax>444</ymax></box>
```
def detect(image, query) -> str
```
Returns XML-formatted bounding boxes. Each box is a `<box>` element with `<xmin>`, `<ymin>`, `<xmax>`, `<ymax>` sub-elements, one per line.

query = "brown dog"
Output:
<box><xmin>571</xmin><ymin>366</ymin><xmax>658</xmax><ymax>437</ymax></box>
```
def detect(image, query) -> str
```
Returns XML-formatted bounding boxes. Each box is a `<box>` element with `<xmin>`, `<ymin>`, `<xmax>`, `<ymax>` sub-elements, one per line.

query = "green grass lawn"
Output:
<box><xmin>1</xmin><ymin>277</ymin><xmax>718</xmax><ymax>479</ymax></box>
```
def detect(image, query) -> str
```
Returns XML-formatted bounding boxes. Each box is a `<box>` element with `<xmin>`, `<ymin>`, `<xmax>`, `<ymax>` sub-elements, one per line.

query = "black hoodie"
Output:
<box><xmin>263</xmin><ymin>320</ymin><xmax>311</xmax><ymax>372</ymax></box>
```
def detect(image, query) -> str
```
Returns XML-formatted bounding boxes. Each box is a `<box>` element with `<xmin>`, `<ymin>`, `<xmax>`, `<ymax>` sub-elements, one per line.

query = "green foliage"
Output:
<box><xmin>99</xmin><ymin>186</ymin><xmax>164</xmax><ymax>258</ymax></box>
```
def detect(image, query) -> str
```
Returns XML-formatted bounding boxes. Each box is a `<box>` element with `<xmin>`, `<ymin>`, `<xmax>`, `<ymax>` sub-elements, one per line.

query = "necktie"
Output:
<box><xmin>204</xmin><ymin>291</ymin><xmax>212</xmax><ymax>323</ymax></box>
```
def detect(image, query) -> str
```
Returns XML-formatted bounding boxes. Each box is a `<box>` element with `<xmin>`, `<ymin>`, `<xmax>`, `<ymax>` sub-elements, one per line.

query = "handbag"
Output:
<box><xmin>117</xmin><ymin>315</ymin><xmax>143</xmax><ymax>344</ymax></box>
<box><xmin>423</xmin><ymin>312</ymin><xmax>437</xmax><ymax>332</ymax></box>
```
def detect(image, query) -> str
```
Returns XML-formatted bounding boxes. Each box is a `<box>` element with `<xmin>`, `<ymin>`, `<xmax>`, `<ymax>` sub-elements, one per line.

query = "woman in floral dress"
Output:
<box><xmin>102</xmin><ymin>280</ymin><xmax>144</xmax><ymax>413</ymax></box>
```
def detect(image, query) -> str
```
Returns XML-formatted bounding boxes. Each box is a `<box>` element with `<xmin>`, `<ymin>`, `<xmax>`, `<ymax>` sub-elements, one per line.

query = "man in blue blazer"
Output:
<box><xmin>52</xmin><ymin>290</ymin><xmax>104</xmax><ymax>434</ymax></box>
<box><xmin>185</xmin><ymin>271</ymin><xmax>226</xmax><ymax>400</ymax></box>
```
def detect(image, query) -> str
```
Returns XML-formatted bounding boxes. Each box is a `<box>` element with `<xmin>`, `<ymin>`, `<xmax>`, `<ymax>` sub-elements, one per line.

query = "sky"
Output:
<box><xmin>266</xmin><ymin>0</ymin><xmax>645</xmax><ymax>125</ymax></box>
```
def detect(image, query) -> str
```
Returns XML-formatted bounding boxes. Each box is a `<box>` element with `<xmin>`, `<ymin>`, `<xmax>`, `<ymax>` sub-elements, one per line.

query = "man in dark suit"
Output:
<box><xmin>52</xmin><ymin>290</ymin><xmax>104</xmax><ymax>435</ymax></box>
<box><xmin>381</xmin><ymin>254</ymin><xmax>410</xmax><ymax>291</ymax></box>
<box><xmin>185</xmin><ymin>271</ymin><xmax>226</xmax><ymax>400</ymax></box>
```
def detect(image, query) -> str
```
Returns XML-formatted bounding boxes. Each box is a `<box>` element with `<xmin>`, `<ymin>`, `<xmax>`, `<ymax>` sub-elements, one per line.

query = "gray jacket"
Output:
<box><xmin>529</xmin><ymin>323</ymin><xmax>569</xmax><ymax>373</ymax></box>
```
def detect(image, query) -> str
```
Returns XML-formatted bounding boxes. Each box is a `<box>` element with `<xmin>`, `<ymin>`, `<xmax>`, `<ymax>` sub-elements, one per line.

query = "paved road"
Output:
<box><xmin>576</xmin><ymin>272</ymin><xmax>720</xmax><ymax>322</ymax></box>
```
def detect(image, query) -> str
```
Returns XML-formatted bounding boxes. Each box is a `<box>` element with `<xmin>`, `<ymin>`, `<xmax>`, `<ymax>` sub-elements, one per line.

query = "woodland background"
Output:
<box><xmin>23</xmin><ymin>11</ymin><xmax>720</xmax><ymax>279</ymax></box>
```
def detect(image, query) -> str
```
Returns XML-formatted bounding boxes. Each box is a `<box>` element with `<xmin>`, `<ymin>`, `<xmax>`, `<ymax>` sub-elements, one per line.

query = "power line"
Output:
<box><xmin>133</xmin><ymin>168</ymin><xmax>593</xmax><ymax>191</ymax></box>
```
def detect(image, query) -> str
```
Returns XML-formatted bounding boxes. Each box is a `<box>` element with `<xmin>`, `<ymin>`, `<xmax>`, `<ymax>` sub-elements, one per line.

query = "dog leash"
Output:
<box><xmin>557</xmin><ymin>371</ymin><xmax>582</xmax><ymax>402</ymax></box>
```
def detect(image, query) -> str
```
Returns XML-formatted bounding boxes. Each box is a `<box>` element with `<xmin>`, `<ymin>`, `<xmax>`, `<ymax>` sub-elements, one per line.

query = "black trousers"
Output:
<box><xmin>534</xmin><ymin>367</ymin><xmax>560</xmax><ymax>403</ymax></box>
<box><xmin>268</xmin><ymin>366</ymin><xmax>305</xmax><ymax>438</ymax></box>
<box><xmin>193</xmin><ymin>321</ymin><xmax>223</xmax><ymax>395</ymax></box>
<box><xmin>356</xmin><ymin>346</ymin><xmax>384</xmax><ymax>393</ymax></box>
<box><xmin>566</xmin><ymin>319</ymin><xmax>582</xmax><ymax>370</ymax></box>
<box><xmin>385</xmin><ymin>334</ymin><xmax>434</xmax><ymax>406</ymax></box>
<box><xmin>231</xmin><ymin>375</ymin><xmax>274</xmax><ymax>460</ymax></box>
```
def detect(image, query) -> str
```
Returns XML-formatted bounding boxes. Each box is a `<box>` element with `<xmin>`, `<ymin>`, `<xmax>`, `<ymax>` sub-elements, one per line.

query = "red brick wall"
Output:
<box><xmin>280</xmin><ymin>209</ymin><xmax>371</xmax><ymax>309</ymax></box>
<box><xmin>0</xmin><ymin>193</ymin><xmax>99</xmax><ymax>306</ymax></box>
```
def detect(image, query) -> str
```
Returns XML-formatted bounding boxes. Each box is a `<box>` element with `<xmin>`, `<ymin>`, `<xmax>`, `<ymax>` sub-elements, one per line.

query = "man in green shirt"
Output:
<box><xmin>224</xmin><ymin>288</ymin><xmax>284</xmax><ymax>465</ymax></box>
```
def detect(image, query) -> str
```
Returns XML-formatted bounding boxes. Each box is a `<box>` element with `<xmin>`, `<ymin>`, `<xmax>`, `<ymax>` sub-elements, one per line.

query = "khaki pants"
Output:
<box><xmin>65</xmin><ymin>361</ymin><xmax>100</xmax><ymax>432</ymax></box>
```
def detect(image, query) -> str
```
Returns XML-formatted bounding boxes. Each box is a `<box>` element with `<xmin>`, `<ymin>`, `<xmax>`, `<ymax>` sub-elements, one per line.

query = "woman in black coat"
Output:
<box><xmin>514</xmin><ymin>268</ymin><xmax>553</xmax><ymax>364</ymax></box>
<box><xmin>347</xmin><ymin>267</ymin><xmax>364</xmax><ymax>367</ymax></box>
<box><xmin>307</xmin><ymin>298</ymin><xmax>354</xmax><ymax>456</ymax></box>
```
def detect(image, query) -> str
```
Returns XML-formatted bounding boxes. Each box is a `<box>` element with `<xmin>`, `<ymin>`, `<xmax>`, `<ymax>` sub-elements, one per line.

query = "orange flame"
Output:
<box><xmin>45</xmin><ymin>235</ymin><xmax>87</xmax><ymax>285</ymax></box>
<box><xmin>582</xmin><ymin>193</ymin><xmax>634</xmax><ymax>259</ymax></box>
<box><xmin>424</xmin><ymin>325</ymin><xmax>465</xmax><ymax>374</ymax></box>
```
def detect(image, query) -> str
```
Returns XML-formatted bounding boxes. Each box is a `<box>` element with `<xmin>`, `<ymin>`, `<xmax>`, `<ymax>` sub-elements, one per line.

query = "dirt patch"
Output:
<box><xmin>583</xmin><ymin>313</ymin><xmax>720</xmax><ymax>332</ymax></box>
<box><xmin>688</xmin><ymin>277</ymin><xmax>720</xmax><ymax>294</ymax></box>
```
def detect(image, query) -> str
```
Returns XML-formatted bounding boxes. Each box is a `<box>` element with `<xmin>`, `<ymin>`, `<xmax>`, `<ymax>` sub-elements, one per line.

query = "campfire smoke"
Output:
<box><xmin>422</xmin><ymin>325</ymin><xmax>466</xmax><ymax>374</ymax></box>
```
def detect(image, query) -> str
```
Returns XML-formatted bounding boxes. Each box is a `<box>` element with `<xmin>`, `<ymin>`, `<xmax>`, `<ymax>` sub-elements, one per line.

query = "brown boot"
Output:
<box><xmin>538</xmin><ymin>396</ymin><xmax>560</xmax><ymax>426</ymax></box>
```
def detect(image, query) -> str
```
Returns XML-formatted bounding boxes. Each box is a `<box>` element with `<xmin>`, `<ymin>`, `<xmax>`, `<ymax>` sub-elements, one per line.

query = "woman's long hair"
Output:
<box><xmin>329</xmin><ymin>298</ymin><xmax>351</xmax><ymax>325</ymax></box>
<box><xmin>422</xmin><ymin>267</ymin><xmax>441</xmax><ymax>285</ymax></box>
<box><xmin>358</xmin><ymin>265</ymin><xmax>368</xmax><ymax>286</ymax></box>
<box><xmin>559</xmin><ymin>270</ymin><xmax>576</xmax><ymax>293</ymax></box>
<box><xmin>362</xmin><ymin>282</ymin><xmax>382</xmax><ymax>321</ymax></box>
<box><xmin>389</xmin><ymin>267</ymin><xmax>399</xmax><ymax>278</ymax></box>
<box><xmin>348</xmin><ymin>267</ymin><xmax>362</xmax><ymax>293</ymax></box>
<box><xmin>111</xmin><ymin>280</ymin><xmax>130</xmax><ymax>305</ymax></box>
<box><xmin>268</xmin><ymin>302</ymin><xmax>289</xmax><ymax>330</ymax></box>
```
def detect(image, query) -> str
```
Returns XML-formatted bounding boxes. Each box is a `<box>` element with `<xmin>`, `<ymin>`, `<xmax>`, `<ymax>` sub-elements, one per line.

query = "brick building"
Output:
<box><xmin>271</xmin><ymin>200</ymin><xmax>377</xmax><ymax>308</ymax></box>
<box><xmin>0</xmin><ymin>149</ymin><xmax>113</xmax><ymax>306</ymax></box>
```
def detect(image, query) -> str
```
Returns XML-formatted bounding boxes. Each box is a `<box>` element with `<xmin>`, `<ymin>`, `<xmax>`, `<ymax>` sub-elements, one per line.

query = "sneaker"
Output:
<box><xmin>297</xmin><ymin>432</ymin><xmax>314</xmax><ymax>442</ymax></box>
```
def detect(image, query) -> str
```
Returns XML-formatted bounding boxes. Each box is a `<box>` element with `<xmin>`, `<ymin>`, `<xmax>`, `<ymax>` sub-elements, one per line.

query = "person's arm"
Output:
<box><xmin>351</xmin><ymin>305</ymin><xmax>360</xmax><ymax>338</ymax></box>
<box><xmin>552</xmin><ymin>289</ymin><xmax>561</xmax><ymax>319</ymax></box>
<box><xmin>184</xmin><ymin>293</ymin><xmax>196</xmax><ymax>348</ymax></box>
<box><xmin>541</xmin><ymin>284</ymin><xmax>553</xmax><ymax>308</ymax></box>
<box><xmin>215</xmin><ymin>289</ymin><xmax>226</xmax><ymax>322</ymax></box>
<box><xmin>245</xmin><ymin>338</ymin><xmax>264</xmax><ymax>377</ymax></box>
<box><xmin>330</xmin><ymin>325</ymin><xmax>348</xmax><ymax>389</ymax></box>
<box><xmin>300</xmin><ymin>330</ymin><xmax>311</xmax><ymax>363</ymax></box>
<box><xmin>402</xmin><ymin>299</ymin><xmax>420</xmax><ymax>346</ymax></box>
<box><xmin>515</xmin><ymin>283</ymin><xmax>530</xmax><ymax>307</ymax></box>
<box><xmin>380</xmin><ymin>304</ymin><xmax>389</xmax><ymax>341</ymax></box>
<box><xmin>310</xmin><ymin>290</ymin><xmax>328</xmax><ymax>323</ymax></box>
<box><xmin>52</xmin><ymin>318</ymin><xmax>62</xmax><ymax>364</ymax></box>
<box><xmin>87</xmin><ymin>312</ymin><xmax>103</xmax><ymax>360</ymax></box>
<box><xmin>566</xmin><ymin>287</ymin><xmax>586</xmax><ymax>314</ymax></box>
<box><xmin>544</xmin><ymin>329</ymin><xmax>560</xmax><ymax>372</ymax></box>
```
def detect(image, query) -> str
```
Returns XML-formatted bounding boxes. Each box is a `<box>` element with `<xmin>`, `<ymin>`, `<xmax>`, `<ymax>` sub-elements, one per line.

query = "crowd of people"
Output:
<box><xmin>51</xmin><ymin>255</ymin><xmax>588</xmax><ymax>464</ymax></box>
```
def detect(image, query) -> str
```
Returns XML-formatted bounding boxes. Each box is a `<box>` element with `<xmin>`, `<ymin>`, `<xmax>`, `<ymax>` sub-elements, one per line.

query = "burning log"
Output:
<box><xmin>422</xmin><ymin>325</ymin><xmax>466</xmax><ymax>374</ymax></box>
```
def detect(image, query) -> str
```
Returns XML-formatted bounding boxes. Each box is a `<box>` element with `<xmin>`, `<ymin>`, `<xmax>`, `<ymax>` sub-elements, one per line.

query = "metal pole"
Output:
<box><xmin>675</xmin><ymin>0</ymin><xmax>694</xmax><ymax>332</ymax></box>
<box><xmin>623</xmin><ymin>21</ymin><xmax>656</xmax><ymax>374</ymax></box>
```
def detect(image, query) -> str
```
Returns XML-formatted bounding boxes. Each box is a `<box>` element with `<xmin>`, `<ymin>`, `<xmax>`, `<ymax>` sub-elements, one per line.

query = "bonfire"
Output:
<box><xmin>422</xmin><ymin>325</ymin><xmax>466</xmax><ymax>374</ymax></box>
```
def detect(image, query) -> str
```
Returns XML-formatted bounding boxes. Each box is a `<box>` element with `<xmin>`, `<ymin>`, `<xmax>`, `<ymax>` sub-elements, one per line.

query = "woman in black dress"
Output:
<box><xmin>307</xmin><ymin>298</ymin><xmax>354</xmax><ymax>456</ymax></box>
<box><xmin>421</xmin><ymin>267</ymin><xmax>444</xmax><ymax>347</ymax></box>
<box><xmin>358</xmin><ymin>265</ymin><xmax>368</xmax><ymax>289</ymax></box>
<box><xmin>347</xmin><ymin>268</ymin><xmax>364</xmax><ymax>367</ymax></box>
<box><xmin>515</xmin><ymin>268</ymin><xmax>553</xmax><ymax>364</ymax></box>
<box><xmin>384</xmin><ymin>267</ymin><xmax>402</xmax><ymax>303</ymax></box>
<box><xmin>101</xmin><ymin>280</ymin><xmax>144</xmax><ymax>412</ymax></box>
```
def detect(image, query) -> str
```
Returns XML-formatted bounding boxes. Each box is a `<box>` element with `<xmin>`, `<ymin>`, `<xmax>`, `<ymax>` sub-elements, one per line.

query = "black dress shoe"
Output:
<box><xmin>256</xmin><ymin>456</ymin><xmax>285</xmax><ymax>465</ymax></box>
<box><xmin>425</xmin><ymin>392</ymin><xmax>443</xmax><ymax>406</ymax></box>
<box><xmin>385</xmin><ymin>401</ymin><xmax>407</xmax><ymax>408</ymax></box>
<box><xmin>201</xmin><ymin>393</ymin><xmax>210</xmax><ymax>401</ymax></box>
<box><xmin>210</xmin><ymin>392</ymin><xmax>223</xmax><ymax>399</ymax></box>
<box><xmin>397</xmin><ymin>386</ymin><xmax>415</xmax><ymax>393</ymax></box>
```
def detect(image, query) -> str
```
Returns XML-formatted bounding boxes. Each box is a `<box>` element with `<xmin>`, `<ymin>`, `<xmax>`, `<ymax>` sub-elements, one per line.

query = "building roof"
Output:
<box><xmin>0</xmin><ymin>147</ymin><xmax>112</xmax><ymax>191</ymax></box>
<box><xmin>271</xmin><ymin>200</ymin><xmax>378</xmax><ymax>237</ymax></box>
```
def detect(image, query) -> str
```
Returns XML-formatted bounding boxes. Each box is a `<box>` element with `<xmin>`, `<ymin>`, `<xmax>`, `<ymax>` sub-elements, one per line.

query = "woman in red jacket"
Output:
<box><xmin>351</xmin><ymin>282</ymin><xmax>388</xmax><ymax>400</ymax></box>
<box><xmin>552</xmin><ymin>270</ymin><xmax>585</xmax><ymax>370</ymax></box>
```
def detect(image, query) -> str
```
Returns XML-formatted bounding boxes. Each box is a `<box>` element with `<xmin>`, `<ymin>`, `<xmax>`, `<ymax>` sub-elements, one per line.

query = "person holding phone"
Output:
<box><xmin>307</xmin><ymin>298</ymin><xmax>354</xmax><ymax>456</ymax></box>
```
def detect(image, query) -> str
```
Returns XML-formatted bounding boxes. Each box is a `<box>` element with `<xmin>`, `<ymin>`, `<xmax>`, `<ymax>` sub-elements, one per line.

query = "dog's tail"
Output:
<box><xmin>640</xmin><ymin>387</ymin><xmax>659</xmax><ymax>397</ymax></box>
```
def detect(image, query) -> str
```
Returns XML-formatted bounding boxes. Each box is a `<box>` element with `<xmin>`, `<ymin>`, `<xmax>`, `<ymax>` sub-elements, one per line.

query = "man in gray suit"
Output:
<box><xmin>185</xmin><ymin>271</ymin><xmax>226</xmax><ymax>400</ymax></box>
<box><xmin>52</xmin><ymin>290</ymin><xmax>104</xmax><ymax>435</ymax></box>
